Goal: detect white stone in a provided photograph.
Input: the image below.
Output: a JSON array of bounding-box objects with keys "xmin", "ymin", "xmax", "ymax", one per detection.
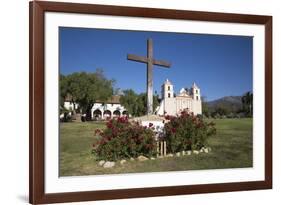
[
  {"xmin": 204, "ymin": 148, "xmax": 209, "ymax": 153},
  {"xmin": 103, "ymin": 161, "xmax": 115, "ymax": 168},
  {"xmin": 150, "ymin": 157, "xmax": 156, "ymax": 160},
  {"xmin": 193, "ymin": 150, "xmax": 200, "ymax": 155},
  {"xmin": 138, "ymin": 155, "xmax": 148, "ymax": 161},
  {"xmin": 200, "ymin": 148, "xmax": 204, "ymax": 153},
  {"xmin": 120, "ymin": 159, "xmax": 127, "ymax": 165},
  {"xmin": 176, "ymin": 152, "xmax": 181, "ymax": 157},
  {"xmin": 98, "ymin": 160, "xmax": 105, "ymax": 166},
  {"xmin": 182, "ymin": 151, "xmax": 186, "ymax": 155},
  {"xmin": 187, "ymin": 150, "xmax": 192, "ymax": 155},
  {"xmin": 130, "ymin": 157, "xmax": 135, "ymax": 161},
  {"xmin": 166, "ymin": 153, "xmax": 173, "ymax": 157}
]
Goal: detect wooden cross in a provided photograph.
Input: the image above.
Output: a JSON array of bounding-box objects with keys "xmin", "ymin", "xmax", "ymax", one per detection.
[{"xmin": 127, "ymin": 38, "xmax": 171, "ymax": 115}]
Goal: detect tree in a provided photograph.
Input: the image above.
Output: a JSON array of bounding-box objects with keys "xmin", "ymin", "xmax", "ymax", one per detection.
[
  {"xmin": 60, "ymin": 70, "xmax": 115, "ymax": 120},
  {"xmin": 120, "ymin": 90, "xmax": 160, "ymax": 117},
  {"xmin": 214, "ymin": 106, "xmax": 228, "ymax": 116},
  {"xmin": 120, "ymin": 89, "xmax": 139, "ymax": 116},
  {"xmin": 137, "ymin": 93, "xmax": 159, "ymax": 116},
  {"xmin": 201, "ymin": 96, "xmax": 210, "ymax": 117},
  {"xmin": 59, "ymin": 74, "xmax": 68, "ymax": 109},
  {"xmin": 242, "ymin": 91, "xmax": 253, "ymax": 117}
]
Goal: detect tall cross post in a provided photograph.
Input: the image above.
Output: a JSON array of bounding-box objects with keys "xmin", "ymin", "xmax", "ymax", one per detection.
[{"xmin": 127, "ymin": 38, "xmax": 171, "ymax": 115}]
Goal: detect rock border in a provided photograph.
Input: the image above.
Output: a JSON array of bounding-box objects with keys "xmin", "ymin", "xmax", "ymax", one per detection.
[{"xmin": 97, "ymin": 147, "xmax": 212, "ymax": 168}]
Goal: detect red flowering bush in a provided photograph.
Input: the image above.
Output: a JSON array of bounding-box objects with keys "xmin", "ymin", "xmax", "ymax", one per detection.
[
  {"xmin": 92, "ymin": 116, "xmax": 156, "ymax": 161},
  {"xmin": 164, "ymin": 111, "xmax": 216, "ymax": 153}
]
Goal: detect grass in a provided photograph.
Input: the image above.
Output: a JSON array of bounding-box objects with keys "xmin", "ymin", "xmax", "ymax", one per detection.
[{"xmin": 59, "ymin": 118, "xmax": 253, "ymax": 176}]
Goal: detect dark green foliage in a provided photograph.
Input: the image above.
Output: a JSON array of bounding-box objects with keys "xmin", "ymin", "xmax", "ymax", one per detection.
[
  {"xmin": 137, "ymin": 93, "xmax": 160, "ymax": 115},
  {"xmin": 92, "ymin": 116, "xmax": 156, "ymax": 161},
  {"xmin": 164, "ymin": 111, "xmax": 216, "ymax": 152},
  {"xmin": 60, "ymin": 74, "xmax": 69, "ymax": 108},
  {"xmin": 119, "ymin": 89, "xmax": 139, "ymax": 116},
  {"xmin": 120, "ymin": 89, "xmax": 159, "ymax": 117},
  {"xmin": 241, "ymin": 91, "xmax": 253, "ymax": 117},
  {"xmin": 201, "ymin": 96, "xmax": 210, "ymax": 117}
]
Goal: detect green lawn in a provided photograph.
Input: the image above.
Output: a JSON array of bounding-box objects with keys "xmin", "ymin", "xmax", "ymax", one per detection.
[{"xmin": 59, "ymin": 118, "xmax": 253, "ymax": 176}]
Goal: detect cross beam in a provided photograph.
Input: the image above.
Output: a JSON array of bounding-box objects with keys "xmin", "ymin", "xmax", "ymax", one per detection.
[
  {"xmin": 127, "ymin": 54, "xmax": 171, "ymax": 67},
  {"xmin": 127, "ymin": 38, "xmax": 171, "ymax": 115}
]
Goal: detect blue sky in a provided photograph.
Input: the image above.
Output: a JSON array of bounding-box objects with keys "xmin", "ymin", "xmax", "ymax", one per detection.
[{"xmin": 59, "ymin": 27, "xmax": 253, "ymax": 101}]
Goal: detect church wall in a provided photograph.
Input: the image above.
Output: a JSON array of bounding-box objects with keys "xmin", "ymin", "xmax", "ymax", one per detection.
[
  {"xmin": 90, "ymin": 103, "xmax": 127, "ymax": 119},
  {"xmin": 191, "ymin": 99, "xmax": 202, "ymax": 115},
  {"xmin": 156, "ymin": 100, "xmax": 164, "ymax": 115},
  {"xmin": 162, "ymin": 98, "xmax": 202, "ymax": 116},
  {"xmin": 164, "ymin": 98, "xmax": 177, "ymax": 115},
  {"xmin": 176, "ymin": 99, "xmax": 181, "ymax": 112},
  {"xmin": 175, "ymin": 97, "xmax": 193, "ymax": 114}
]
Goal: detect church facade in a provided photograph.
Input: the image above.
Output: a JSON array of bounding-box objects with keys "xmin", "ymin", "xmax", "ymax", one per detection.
[{"xmin": 156, "ymin": 79, "xmax": 202, "ymax": 116}]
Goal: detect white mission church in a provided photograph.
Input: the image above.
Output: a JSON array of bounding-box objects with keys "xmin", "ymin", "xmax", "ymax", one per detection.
[
  {"xmin": 156, "ymin": 79, "xmax": 202, "ymax": 116},
  {"xmin": 63, "ymin": 79, "xmax": 202, "ymax": 120}
]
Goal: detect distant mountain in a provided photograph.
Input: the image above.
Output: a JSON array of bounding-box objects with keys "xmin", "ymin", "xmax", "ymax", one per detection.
[
  {"xmin": 207, "ymin": 96, "xmax": 242, "ymax": 106},
  {"xmin": 206, "ymin": 96, "xmax": 243, "ymax": 113}
]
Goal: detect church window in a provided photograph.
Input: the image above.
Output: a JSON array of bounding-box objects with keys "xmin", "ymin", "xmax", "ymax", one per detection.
[
  {"xmin": 196, "ymin": 96, "xmax": 199, "ymax": 100},
  {"xmin": 196, "ymin": 90, "xmax": 198, "ymax": 94},
  {"xmin": 168, "ymin": 93, "xmax": 171, "ymax": 98},
  {"xmin": 168, "ymin": 86, "xmax": 170, "ymax": 91}
]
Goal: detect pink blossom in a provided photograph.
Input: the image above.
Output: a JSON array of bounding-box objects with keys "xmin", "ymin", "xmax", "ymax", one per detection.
[{"xmin": 165, "ymin": 115, "xmax": 170, "ymax": 120}]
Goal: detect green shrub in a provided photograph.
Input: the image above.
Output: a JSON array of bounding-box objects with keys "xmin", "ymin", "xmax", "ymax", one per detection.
[
  {"xmin": 92, "ymin": 116, "xmax": 156, "ymax": 161},
  {"xmin": 164, "ymin": 111, "xmax": 216, "ymax": 153}
]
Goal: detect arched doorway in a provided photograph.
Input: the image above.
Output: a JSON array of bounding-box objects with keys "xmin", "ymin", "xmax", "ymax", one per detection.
[
  {"xmin": 93, "ymin": 109, "xmax": 102, "ymax": 120},
  {"xmin": 103, "ymin": 110, "xmax": 112, "ymax": 120},
  {"xmin": 122, "ymin": 110, "xmax": 128, "ymax": 117},
  {"xmin": 113, "ymin": 110, "xmax": 121, "ymax": 118}
]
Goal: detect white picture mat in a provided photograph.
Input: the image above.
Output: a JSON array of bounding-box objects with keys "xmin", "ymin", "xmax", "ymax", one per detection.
[{"xmin": 44, "ymin": 12, "xmax": 265, "ymax": 194}]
